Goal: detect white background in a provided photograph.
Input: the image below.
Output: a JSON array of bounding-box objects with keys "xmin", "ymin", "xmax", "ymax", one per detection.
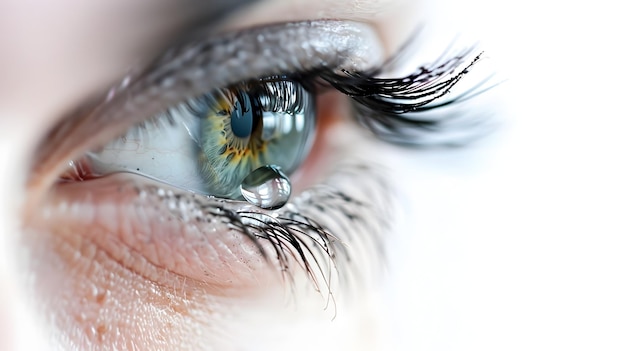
[{"xmin": 387, "ymin": 0, "xmax": 626, "ymax": 349}]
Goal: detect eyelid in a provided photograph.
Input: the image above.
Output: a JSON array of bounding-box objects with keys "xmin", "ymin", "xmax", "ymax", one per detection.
[{"xmin": 30, "ymin": 20, "xmax": 384, "ymax": 194}]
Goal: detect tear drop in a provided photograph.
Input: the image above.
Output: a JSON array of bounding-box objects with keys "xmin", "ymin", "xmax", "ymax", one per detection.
[{"xmin": 240, "ymin": 165, "xmax": 291, "ymax": 210}]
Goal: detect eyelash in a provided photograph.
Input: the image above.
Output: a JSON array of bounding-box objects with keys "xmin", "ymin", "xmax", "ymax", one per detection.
[{"xmin": 317, "ymin": 48, "xmax": 486, "ymax": 146}]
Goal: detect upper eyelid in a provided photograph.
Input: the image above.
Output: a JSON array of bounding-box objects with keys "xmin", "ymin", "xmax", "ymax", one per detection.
[
  {"xmin": 31, "ymin": 20, "xmax": 383, "ymax": 191},
  {"xmin": 128, "ymin": 20, "xmax": 382, "ymax": 120}
]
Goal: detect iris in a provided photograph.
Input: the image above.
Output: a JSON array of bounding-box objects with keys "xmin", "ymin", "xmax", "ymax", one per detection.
[{"xmin": 198, "ymin": 79, "xmax": 316, "ymax": 198}]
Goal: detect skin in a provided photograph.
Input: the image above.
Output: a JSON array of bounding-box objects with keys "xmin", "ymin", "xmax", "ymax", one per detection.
[{"xmin": 0, "ymin": 0, "xmax": 421, "ymax": 350}]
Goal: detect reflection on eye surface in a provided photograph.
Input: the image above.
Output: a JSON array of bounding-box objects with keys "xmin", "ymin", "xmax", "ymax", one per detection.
[
  {"xmin": 71, "ymin": 78, "xmax": 316, "ymax": 201},
  {"xmin": 23, "ymin": 14, "xmax": 488, "ymax": 350}
]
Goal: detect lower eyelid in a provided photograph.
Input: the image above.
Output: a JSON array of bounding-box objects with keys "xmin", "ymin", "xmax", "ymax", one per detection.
[{"xmin": 34, "ymin": 174, "xmax": 285, "ymax": 293}]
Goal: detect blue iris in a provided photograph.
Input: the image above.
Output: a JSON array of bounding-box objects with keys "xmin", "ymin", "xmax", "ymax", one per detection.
[{"xmin": 195, "ymin": 79, "xmax": 316, "ymax": 198}]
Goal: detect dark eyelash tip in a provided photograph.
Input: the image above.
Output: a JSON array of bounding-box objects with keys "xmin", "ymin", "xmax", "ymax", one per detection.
[{"xmin": 312, "ymin": 48, "xmax": 497, "ymax": 147}]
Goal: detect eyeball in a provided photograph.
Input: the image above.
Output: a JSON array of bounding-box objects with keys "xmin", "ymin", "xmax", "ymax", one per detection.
[{"xmin": 82, "ymin": 78, "xmax": 316, "ymax": 199}]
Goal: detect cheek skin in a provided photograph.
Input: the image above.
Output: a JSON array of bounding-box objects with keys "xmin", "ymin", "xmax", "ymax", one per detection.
[{"xmin": 24, "ymin": 226, "xmax": 218, "ymax": 350}]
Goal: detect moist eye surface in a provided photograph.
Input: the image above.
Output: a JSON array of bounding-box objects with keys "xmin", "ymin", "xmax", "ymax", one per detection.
[{"xmin": 79, "ymin": 78, "xmax": 316, "ymax": 199}]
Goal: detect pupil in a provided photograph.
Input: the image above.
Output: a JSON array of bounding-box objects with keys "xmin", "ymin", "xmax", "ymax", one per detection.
[{"xmin": 230, "ymin": 91, "xmax": 260, "ymax": 138}]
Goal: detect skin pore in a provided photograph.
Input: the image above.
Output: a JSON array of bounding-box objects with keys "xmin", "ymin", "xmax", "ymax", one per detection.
[{"xmin": 1, "ymin": 0, "xmax": 421, "ymax": 350}]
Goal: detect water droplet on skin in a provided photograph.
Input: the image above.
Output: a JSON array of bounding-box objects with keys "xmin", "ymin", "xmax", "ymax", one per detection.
[{"xmin": 240, "ymin": 165, "xmax": 291, "ymax": 210}]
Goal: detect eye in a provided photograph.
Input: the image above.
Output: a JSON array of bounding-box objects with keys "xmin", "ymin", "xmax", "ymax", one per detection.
[{"xmin": 71, "ymin": 78, "xmax": 315, "ymax": 208}]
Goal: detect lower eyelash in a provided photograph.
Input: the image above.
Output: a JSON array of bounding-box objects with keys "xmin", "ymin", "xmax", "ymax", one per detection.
[{"xmin": 147, "ymin": 160, "xmax": 393, "ymax": 293}]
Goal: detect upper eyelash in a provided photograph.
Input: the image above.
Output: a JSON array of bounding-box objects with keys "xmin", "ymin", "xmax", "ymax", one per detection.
[
  {"xmin": 134, "ymin": 47, "xmax": 488, "ymax": 151},
  {"xmin": 326, "ymin": 51, "xmax": 481, "ymax": 112},
  {"xmin": 316, "ymin": 49, "xmax": 492, "ymax": 147},
  {"xmin": 232, "ymin": 47, "xmax": 489, "ymax": 148}
]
